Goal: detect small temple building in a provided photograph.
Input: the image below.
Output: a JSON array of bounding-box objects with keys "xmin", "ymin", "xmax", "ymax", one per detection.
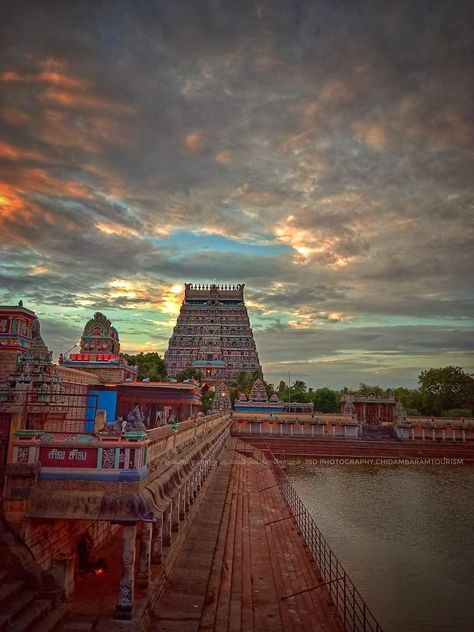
[
  {"xmin": 234, "ymin": 378, "xmax": 284, "ymax": 413},
  {"xmin": 340, "ymin": 392, "xmax": 396, "ymax": 424},
  {"xmin": 61, "ymin": 312, "xmax": 138, "ymax": 383},
  {"xmin": 165, "ymin": 283, "xmax": 261, "ymax": 385},
  {"xmin": 0, "ymin": 302, "xmax": 39, "ymax": 381}
]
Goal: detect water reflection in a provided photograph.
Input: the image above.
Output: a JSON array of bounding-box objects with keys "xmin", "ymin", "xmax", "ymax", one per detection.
[{"xmin": 286, "ymin": 461, "xmax": 474, "ymax": 632}]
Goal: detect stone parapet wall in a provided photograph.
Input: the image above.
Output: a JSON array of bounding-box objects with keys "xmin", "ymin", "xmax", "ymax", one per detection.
[
  {"xmin": 232, "ymin": 416, "xmax": 359, "ymax": 439},
  {"xmin": 55, "ymin": 366, "xmax": 102, "ymax": 385}
]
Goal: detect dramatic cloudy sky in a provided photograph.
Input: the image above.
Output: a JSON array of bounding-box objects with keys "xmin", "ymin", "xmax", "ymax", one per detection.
[{"xmin": 1, "ymin": 0, "xmax": 473, "ymax": 388}]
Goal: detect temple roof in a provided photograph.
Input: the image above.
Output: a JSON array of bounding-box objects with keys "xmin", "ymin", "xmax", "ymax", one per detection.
[{"xmin": 79, "ymin": 311, "xmax": 120, "ymax": 355}]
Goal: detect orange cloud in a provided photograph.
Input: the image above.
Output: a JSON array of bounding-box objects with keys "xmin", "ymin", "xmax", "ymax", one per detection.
[
  {"xmin": 6, "ymin": 168, "xmax": 92, "ymax": 200},
  {"xmin": 2, "ymin": 60, "xmax": 132, "ymax": 118},
  {"xmin": 184, "ymin": 131, "xmax": 204, "ymax": 151},
  {"xmin": 0, "ymin": 63, "xmax": 86, "ymax": 89},
  {"xmin": 0, "ymin": 183, "xmax": 23, "ymax": 216},
  {"xmin": 42, "ymin": 87, "xmax": 132, "ymax": 114},
  {"xmin": 0, "ymin": 71, "xmax": 24, "ymax": 82},
  {"xmin": 39, "ymin": 110, "xmax": 104, "ymax": 153},
  {"xmin": 215, "ymin": 150, "xmax": 233, "ymax": 164},
  {"xmin": 0, "ymin": 142, "xmax": 50, "ymax": 164},
  {"xmin": 274, "ymin": 215, "xmax": 357, "ymax": 268},
  {"xmin": 1, "ymin": 108, "xmax": 34, "ymax": 126},
  {"xmin": 353, "ymin": 122, "xmax": 388, "ymax": 150},
  {"xmin": 96, "ymin": 223, "xmax": 138, "ymax": 237}
]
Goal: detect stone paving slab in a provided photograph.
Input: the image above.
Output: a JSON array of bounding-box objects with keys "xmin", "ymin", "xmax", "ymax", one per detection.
[{"xmin": 153, "ymin": 444, "xmax": 345, "ymax": 632}]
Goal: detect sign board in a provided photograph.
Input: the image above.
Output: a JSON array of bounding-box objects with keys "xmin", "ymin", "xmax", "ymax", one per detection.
[{"xmin": 39, "ymin": 446, "xmax": 97, "ymax": 468}]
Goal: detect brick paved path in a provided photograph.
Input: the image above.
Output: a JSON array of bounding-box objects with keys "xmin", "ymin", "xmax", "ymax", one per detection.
[{"xmin": 153, "ymin": 442, "xmax": 344, "ymax": 632}]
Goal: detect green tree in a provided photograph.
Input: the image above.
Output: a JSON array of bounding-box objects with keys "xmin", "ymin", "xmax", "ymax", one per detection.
[
  {"xmin": 264, "ymin": 381, "xmax": 276, "ymax": 398},
  {"xmin": 201, "ymin": 389, "xmax": 215, "ymax": 413},
  {"xmin": 176, "ymin": 368, "xmax": 202, "ymax": 382},
  {"xmin": 229, "ymin": 370, "xmax": 264, "ymax": 405},
  {"xmin": 418, "ymin": 366, "xmax": 474, "ymax": 415},
  {"xmin": 310, "ymin": 387, "xmax": 340, "ymax": 413},
  {"xmin": 291, "ymin": 380, "xmax": 307, "ymax": 402},
  {"xmin": 393, "ymin": 387, "xmax": 424, "ymax": 415},
  {"xmin": 357, "ymin": 383, "xmax": 388, "ymax": 397},
  {"xmin": 122, "ymin": 352, "xmax": 167, "ymax": 381}
]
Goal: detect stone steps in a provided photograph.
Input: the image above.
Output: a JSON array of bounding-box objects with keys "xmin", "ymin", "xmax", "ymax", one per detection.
[
  {"xmin": 9, "ymin": 599, "xmax": 52, "ymax": 632},
  {"xmin": 31, "ymin": 605, "xmax": 70, "ymax": 632},
  {"xmin": 0, "ymin": 589, "xmax": 37, "ymax": 628},
  {"xmin": 0, "ymin": 578, "xmax": 26, "ymax": 606},
  {"xmin": 0, "ymin": 556, "xmax": 68, "ymax": 632}
]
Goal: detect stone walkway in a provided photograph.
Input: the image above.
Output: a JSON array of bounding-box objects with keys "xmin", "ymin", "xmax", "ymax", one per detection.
[{"xmin": 153, "ymin": 443, "xmax": 343, "ymax": 632}]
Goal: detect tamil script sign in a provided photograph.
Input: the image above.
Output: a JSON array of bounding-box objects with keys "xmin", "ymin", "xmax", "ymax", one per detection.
[{"xmin": 39, "ymin": 447, "xmax": 97, "ymax": 468}]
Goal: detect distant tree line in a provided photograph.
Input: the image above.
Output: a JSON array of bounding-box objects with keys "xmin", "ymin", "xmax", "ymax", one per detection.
[{"xmin": 120, "ymin": 355, "xmax": 474, "ymax": 417}]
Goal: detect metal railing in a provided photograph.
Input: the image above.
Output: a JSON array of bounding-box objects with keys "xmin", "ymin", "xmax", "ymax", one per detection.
[{"xmin": 258, "ymin": 444, "xmax": 383, "ymax": 632}]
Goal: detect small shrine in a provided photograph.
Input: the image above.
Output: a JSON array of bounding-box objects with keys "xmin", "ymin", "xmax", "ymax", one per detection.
[
  {"xmin": 62, "ymin": 312, "xmax": 138, "ymax": 383},
  {"xmin": 234, "ymin": 378, "xmax": 284, "ymax": 413},
  {"xmin": 340, "ymin": 392, "xmax": 396, "ymax": 425},
  {"xmin": 211, "ymin": 383, "xmax": 232, "ymax": 412}
]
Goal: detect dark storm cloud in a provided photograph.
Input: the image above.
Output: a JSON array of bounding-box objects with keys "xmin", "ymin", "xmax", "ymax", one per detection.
[{"xmin": 0, "ymin": 0, "xmax": 473, "ymax": 383}]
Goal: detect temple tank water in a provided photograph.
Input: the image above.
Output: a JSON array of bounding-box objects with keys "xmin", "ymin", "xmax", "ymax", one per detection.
[{"xmin": 286, "ymin": 461, "xmax": 474, "ymax": 632}]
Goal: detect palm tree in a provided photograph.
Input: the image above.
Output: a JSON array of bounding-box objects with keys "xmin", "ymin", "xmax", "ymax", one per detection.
[{"xmin": 229, "ymin": 371, "xmax": 254, "ymax": 405}]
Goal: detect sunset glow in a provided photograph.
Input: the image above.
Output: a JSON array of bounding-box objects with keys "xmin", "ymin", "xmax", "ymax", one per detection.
[{"xmin": 0, "ymin": 1, "xmax": 472, "ymax": 388}]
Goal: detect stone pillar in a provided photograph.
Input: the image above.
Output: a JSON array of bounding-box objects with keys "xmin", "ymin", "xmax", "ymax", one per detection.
[
  {"xmin": 151, "ymin": 516, "xmax": 163, "ymax": 564},
  {"xmin": 162, "ymin": 503, "xmax": 172, "ymax": 547},
  {"xmin": 136, "ymin": 522, "xmax": 152, "ymax": 588},
  {"xmin": 115, "ymin": 523, "xmax": 137, "ymax": 620},
  {"xmin": 172, "ymin": 493, "xmax": 180, "ymax": 531},
  {"xmin": 185, "ymin": 482, "xmax": 191, "ymax": 512},
  {"xmin": 180, "ymin": 486, "xmax": 187, "ymax": 519}
]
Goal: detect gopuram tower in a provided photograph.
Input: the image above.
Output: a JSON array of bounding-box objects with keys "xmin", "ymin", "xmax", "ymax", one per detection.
[{"xmin": 165, "ymin": 283, "xmax": 261, "ymax": 384}]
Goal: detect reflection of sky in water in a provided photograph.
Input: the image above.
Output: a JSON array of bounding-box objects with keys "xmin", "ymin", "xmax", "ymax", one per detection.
[{"xmin": 286, "ymin": 463, "xmax": 474, "ymax": 632}]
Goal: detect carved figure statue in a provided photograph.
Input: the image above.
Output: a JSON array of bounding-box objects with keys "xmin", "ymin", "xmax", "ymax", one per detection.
[{"xmin": 126, "ymin": 405, "xmax": 146, "ymax": 430}]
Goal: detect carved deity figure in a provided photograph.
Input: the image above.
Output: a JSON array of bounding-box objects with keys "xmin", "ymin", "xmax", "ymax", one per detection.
[{"xmin": 126, "ymin": 405, "xmax": 146, "ymax": 430}]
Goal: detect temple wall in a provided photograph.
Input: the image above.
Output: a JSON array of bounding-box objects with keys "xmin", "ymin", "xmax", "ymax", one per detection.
[
  {"xmin": 25, "ymin": 517, "xmax": 118, "ymax": 597},
  {"xmin": 395, "ymin": 423, "xmax": 474, "ymax": 441},
  {"xmin": 232, "ymin": 418, "xmax": 359, "ymax": 439},
  {"xmin": 0, "ymin": 350, "xmax": 20, "ymax": 381},
  {"xmin": 55, "ymin": 366, "xmax": 101, "ymax": 385}
]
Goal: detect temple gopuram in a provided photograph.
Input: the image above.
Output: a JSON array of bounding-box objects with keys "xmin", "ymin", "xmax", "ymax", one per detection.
[
  {"xmin": 62, "ymin": 312, "xmax": 138, "ymax": 383},
  {"xmin": 165, "ymin": 283, "xmax": 261, "ymax": 385}
]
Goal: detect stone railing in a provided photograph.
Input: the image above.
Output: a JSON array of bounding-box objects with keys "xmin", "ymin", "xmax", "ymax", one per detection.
[
  {"xmin": 232, "ymin": 414, "xmax": 360, "ymax": 439},
  {"xmin": 10, "ymin": 412, "xmax": 231, "ymax": 481},
  {"xmin": 403, "ymin": 417, "xmax": 474, "ymax": 428},
  {"xmin": 395, "ymin": 416, "xmax": 474, "ymax": 441}
]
